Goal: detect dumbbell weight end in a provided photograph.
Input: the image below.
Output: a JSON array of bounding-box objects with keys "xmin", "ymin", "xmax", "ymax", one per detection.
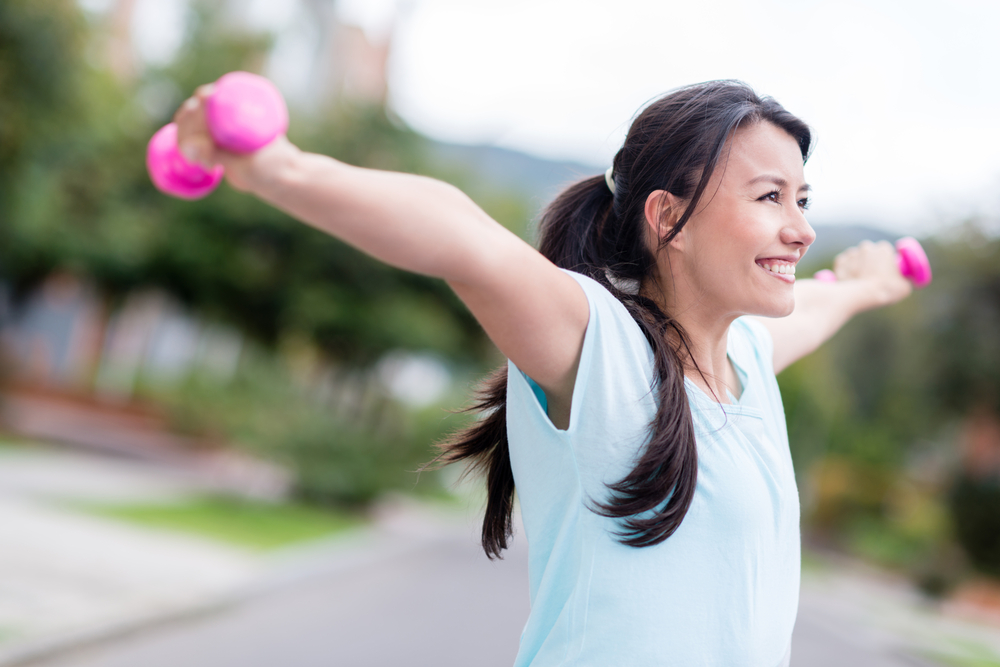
[
  {"xmin": 146, "ymin": 72, "xmax": 287, "ymax": 199},
  {"xmin": 146, "ymin": 123, "xmax": 224, "ymax": 200},
  {"xmin": 812, "ymin": 237, "xmax": 932, "ymax": 288}
]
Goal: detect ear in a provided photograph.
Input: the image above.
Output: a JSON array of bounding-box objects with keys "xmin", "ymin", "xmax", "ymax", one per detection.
[{"xmin": 643, "ymin": 190, "xmax": 685, "ymax": 247}]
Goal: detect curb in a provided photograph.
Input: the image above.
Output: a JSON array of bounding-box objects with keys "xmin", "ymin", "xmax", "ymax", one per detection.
[{"xmin": 0, "ymin": 525, "xmax": 454, "ymax": 667}]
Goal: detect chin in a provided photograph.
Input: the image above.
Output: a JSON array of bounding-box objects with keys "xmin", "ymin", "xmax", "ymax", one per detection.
[{"xmin": 753, "ymin": 296, "xmax": 795, "ymax": 319}]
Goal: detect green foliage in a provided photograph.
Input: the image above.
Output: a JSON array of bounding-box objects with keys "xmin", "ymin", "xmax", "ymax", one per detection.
[
  {"xmin": 278, "ymin": 408, "xmax": 455, "ymax": 506},
  {"xmin": 0, "ymin": 0, "xmax": 521, "ymax": 513},
  {"xmin": 0, "ymin": 0, "xmax": 522, "ymax": 368},
  {"xmin": 782, "ymin": 232, "xmax": 992, "ymax": 475},
  {"xmin": 147, "ymin": 347, "xmax": 472, "ymax": 508},
  {"xmin": 948, "ymin": 471, "xmax": 1000, "ymax": 575},
  {"xmin": 782, "ymin": 226, "xmax": 1000, "ymax": 580},
  {"xmin": 0, "ymin": 0, "xmax": 122, "ymax": 290},
  {"xmin": 925, "ymin": 228, "xmax": 1000, "ymax": 416},
  {"xmin": 0, "ymin": 0, "xmax": 87, "ymax": 171}
]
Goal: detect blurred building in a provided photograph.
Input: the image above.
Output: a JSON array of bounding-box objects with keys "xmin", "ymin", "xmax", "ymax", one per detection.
[
  {"xmin": 327, "ymin": 21, "xmax": 390, "ymax": 107},
  {"xmin": 0, "ymin": 274, "xmax": 289, "ymax": 495},
  {"xmin": 93, "ymin": 0, "xmax": 392, "ymax": 109},
  {"xmin": 103, "ymin": 0, "xmax": 140, "ymax": 83},
  {"xmin": 0, "ymin": 273, "xmax": 242, "ymax": 398}
]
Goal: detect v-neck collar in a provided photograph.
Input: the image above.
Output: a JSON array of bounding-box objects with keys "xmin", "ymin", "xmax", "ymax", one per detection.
[{"xmin": 684, "ymin": 330, "xmax": 757, "ymax": 414}]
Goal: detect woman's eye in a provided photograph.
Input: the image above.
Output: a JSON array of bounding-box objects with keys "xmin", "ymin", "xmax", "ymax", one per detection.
[
  {"xmin": 759, "ymin": 190, "xmax": 780, "ymax": 203},
  {"xmin": 798, "ymin": 197, "xmax": 811, "ymax": 210}
]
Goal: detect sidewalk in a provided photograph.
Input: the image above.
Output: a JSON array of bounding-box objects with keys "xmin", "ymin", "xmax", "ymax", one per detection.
[
  {"xmin": 0, "ymin": 443, "xmax": 468, "ymax": 667},
  {"xmin": 2, "ymin": 442, "xmax": 1000, "ymax": 667},
  {"xmin": 796, "ymin": 554, "xmax": 1000, "ymax": 666}
]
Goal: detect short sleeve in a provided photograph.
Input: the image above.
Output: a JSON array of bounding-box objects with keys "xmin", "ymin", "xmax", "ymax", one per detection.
[{"xmin": 507, "ymin": 269, "xmax": 653, "ymax": 435}]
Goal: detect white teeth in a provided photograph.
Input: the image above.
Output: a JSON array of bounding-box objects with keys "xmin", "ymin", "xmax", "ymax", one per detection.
[{"xmin": 759, "ymin": 262, "xmax": 796, "ymax": 276}]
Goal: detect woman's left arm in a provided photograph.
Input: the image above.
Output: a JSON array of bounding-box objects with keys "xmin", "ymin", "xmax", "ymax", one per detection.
[{"xmin": 751, "ymin": 240, "xmax": 914, "ymax": 374}]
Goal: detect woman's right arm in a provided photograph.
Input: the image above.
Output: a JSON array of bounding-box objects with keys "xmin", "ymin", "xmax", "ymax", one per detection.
[{"xmin": 174, "ymin": 91, "xmax": 588, "ymax": 427}]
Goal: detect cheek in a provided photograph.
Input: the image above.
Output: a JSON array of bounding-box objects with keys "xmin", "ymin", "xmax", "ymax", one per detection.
[
  {"xmin": 687, "ymin": 239, "xmax": 747, "ymax": 292},
  {"xmin": 685, "ymin": 205, "xmax": 767, "ymax": 285}
]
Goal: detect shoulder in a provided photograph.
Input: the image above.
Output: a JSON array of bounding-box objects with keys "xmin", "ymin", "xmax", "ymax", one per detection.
[
  {"xmin": 559, "ymin": 270, "xmax": 619, "ymax": 308},
  {"xmin": 558, "ymin": 270, "xmax": 649, "ymax": 349},
  {"xmin": 506, "ymin": 270, "xmax": 654, "ymax": 430}
]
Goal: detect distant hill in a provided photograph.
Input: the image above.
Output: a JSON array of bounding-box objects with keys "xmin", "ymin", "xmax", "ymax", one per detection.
[
  {"xmin": 805, "ymin": 224, "xmax": 897, "ymax": 267},
  {"xmin": 427, "ymin": 141, "xmax": 898, "ymax": 263},
  {"xmin": 427, "ymin": 140, "xmax": 602, "ymax": 209}
]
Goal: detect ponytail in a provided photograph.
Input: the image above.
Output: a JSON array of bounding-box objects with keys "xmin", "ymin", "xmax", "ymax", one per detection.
[
  {"xmin": 426, "ymin": 366, "xmax": 513, "ymax": 559},
  {"xmin": 428, "ymin": 80, "xmax": 813, "ymax": 557}
]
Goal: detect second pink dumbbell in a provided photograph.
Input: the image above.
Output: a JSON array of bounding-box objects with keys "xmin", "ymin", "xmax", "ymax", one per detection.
[
  {"xmin": 146, "ymin": 71, "xmax": 289, "ymax": 200},
  {"xmin": 813, "ymin": 236, "xmax": 932, "ymax": 288}
]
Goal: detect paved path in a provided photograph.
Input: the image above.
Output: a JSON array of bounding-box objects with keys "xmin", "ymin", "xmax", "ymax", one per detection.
[
  {"xmin": 0, "ymin": 445, "xmax": 263, "ymax": 664},
  {"xmin": 3, "ymin": 443, "xmax": 1000, "ymax": 667},
  {"xmin": 18, "ymin": 532, "xmax": 529, "ymax": 667},
  {"xmin": 12, "ymin": 526, "xmax": 994, "ymax": 667}
]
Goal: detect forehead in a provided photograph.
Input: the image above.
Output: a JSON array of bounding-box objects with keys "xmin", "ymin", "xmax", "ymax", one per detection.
[{"xmin": 720, "ymin": 122, "xmax": 805, "ymax": 186}]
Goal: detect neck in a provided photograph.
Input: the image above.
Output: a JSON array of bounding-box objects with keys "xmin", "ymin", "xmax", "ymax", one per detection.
[{"xmin": 641, "ymin": 273, "xmax": 741, "ymax": 404}]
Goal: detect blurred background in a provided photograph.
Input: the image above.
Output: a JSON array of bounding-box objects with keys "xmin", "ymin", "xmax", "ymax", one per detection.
[{"xmin": 2, "ymin": 0, "xmax": 1000, "ymax": 665}]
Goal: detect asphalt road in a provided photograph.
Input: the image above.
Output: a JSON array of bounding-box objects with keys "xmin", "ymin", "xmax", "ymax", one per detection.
[
  {"xmin": 20, "ymin": 533, "xmax": 530, "ymax": 667},
  {"xmin": 18, "ymin": 527, "xmax": 951, "ymax": 667}
]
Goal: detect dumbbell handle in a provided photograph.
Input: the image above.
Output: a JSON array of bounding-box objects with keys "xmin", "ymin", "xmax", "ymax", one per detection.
[
  {"xmin": 146, "ymin": 72, "xmax": 288, "ymax": 200},
  {"xmin": 813, "ymin": 237, "xmax": 932, "ymax": 288}
]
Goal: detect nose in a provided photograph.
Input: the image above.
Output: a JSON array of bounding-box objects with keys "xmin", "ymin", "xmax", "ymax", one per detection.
[{"xmin": 780, "ymin": 208, "xmax": 815, "ymax": 250}]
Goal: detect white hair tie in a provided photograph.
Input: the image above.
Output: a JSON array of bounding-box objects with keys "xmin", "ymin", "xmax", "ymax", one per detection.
[
  {"xmin": 604, "ymin": 268, "xmax": 640, "ymax": 295},
  {"xmin": 604, "ymin": 166, "xmax": 616, "ymax": 195}
]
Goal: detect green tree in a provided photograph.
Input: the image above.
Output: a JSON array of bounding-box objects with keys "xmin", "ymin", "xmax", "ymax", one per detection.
[{"xmin": 0, "ymin": 0, "xmax": 533, "ymax": 506}]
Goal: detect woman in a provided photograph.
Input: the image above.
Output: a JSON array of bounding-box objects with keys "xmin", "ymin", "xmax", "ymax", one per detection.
[{"xmin": 174, "ymin": 80, "xmax": 912, "ymax": 666}]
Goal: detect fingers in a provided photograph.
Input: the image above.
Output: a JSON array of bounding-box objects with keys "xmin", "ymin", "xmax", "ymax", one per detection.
[
  {"xmin": 832, "ymin": 239, "xmax": 896, "ymax": 280},
  {"xmin": 173, "ymin": 86, "xmax": 217, "ymax": 168},
  {"xmin": 832, "ymin": 244, "xmax": 861, "ymax": 278},
  {"xmin": 828, "ymin": 238, "xmax": 914, "ymax": 305}
]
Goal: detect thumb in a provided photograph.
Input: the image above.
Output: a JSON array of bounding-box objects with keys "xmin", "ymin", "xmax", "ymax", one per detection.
[{"xmin": 180, "ymin": 136, "xmax": 218, "ymax": 169}]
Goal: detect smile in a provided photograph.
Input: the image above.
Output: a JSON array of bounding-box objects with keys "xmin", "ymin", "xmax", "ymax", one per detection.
[{"xmin": 755, "ymin": 260, "xmax": 796, "ymax": 283}]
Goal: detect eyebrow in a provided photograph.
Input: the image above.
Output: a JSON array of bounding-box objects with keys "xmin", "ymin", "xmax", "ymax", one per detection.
[{"xmin": 746, "ymin": 174, "xmax": 812, "ymax": 192}]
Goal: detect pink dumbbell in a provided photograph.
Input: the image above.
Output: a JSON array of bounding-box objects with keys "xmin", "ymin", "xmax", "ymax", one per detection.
[
  {"xmin": 813, "ymin": 236, "xmax": 932, "ymax": 288},
  {"xmin": 146, "ymin": 71, "xmax": 288, "ymax": 200}
]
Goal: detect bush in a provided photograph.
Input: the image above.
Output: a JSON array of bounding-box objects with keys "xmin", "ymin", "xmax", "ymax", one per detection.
[
  {"xmin": 948, "ymin": 471, "xmax": 1000, "ymax": 575},
  {"xmin": 281, "ymin": 408, "xmax": 461, "ymax": 506},
  {"xmin": 148, "ymin": 346, "xmax": 472, "ymax": 508}
]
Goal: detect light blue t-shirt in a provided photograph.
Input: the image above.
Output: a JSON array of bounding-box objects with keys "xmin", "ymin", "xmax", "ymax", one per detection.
[{"xmin": 506, "ymin": 271, "xmax": 800, "ymax": 667}]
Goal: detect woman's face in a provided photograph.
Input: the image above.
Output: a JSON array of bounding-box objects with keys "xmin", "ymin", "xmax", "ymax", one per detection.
[{"xmin": 657, "ymin": 121, "xmax": 815, "ymax": 320}]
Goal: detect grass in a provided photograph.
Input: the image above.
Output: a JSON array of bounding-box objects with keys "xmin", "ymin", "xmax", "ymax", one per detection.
[
  {"xmin": 800, "ymin": 549, "xmax": 830, "ymax": 573},
  {"xmin": 73, "ymin": 495, "xmax": 365, "ymax": 551},
  {"xmin": 921, "ymin": 640, "xmax": 1000, "ymax": 667},
  {"xmin": 0, "ymin": 436, "xmax": 43, "ymax": 451}
]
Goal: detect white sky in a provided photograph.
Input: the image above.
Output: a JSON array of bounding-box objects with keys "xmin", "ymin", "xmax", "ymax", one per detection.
[
  {"xmin": 368, "ymin": 0, "xmax": 1000, "ymax": 234},
  {"xmin": 113, "ymin": 0, "xmax": 1000, "ymax": 235}
]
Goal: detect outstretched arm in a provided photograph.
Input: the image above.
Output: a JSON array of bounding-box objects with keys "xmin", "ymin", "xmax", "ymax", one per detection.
[
  {"xmin": 752, "ymin": 240, "xmax": 914, "ymax": 374},
  {"xmin": 173, "ymin": 86, "xmax": 589, "ymax": 427}
]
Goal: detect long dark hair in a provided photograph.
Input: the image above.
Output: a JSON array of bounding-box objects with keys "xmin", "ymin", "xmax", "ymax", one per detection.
[{"xmin": 430, "ymin": 80, "xmax": 812, "ymax": 559}]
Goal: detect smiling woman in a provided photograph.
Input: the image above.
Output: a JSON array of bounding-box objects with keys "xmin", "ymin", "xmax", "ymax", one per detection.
[{"xmin": 169, "ymin": 78, "xmax": 913, "ymax": 667}]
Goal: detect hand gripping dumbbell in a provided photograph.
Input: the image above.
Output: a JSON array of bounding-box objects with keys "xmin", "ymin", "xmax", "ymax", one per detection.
[
  {"xmin": 146, "ymin": 71, "xmax": 288, "ymax": 199},
  {"xmin": 813, "ymin": 236, "xmax": 932, "ymax": 288}
]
